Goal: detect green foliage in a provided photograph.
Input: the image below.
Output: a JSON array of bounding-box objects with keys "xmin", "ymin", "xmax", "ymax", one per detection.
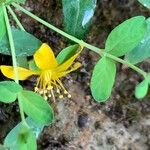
[
  {"xmin": 18, "ymin": 90, "xmax": 54, "ymax": 125},
  {"xmin": 16, "ymin": 126, "xmax": 36, "ymax": 150},
  {"xmin": 138, "ymin": 0, "xmax": 150, "ymax": 9},
  {"xmin": 5, "ymin": 0, "xmax": 26, "ymax": 4},
  {"xmin": 5, "ymin": 123, "xmax": 36, "ymax": 150},
  {"xmin": 0, "ymin": 144, "xmax": 8, "ymax": 150},
  {"xmin": 4, "ymin": 117, "xmax": 43, "ymax": 150},
  {"xmin": 135, "ymin": 79, "xmax": 148, "ymax": 99},
  {"xmin": 0, "ymin": 81, "xmax": 22, "ymax": 103},
  {"xmin": 0, "ymin": 6, "xmax": 6, "ymax": 42},
  {"xmin": 56, "ymin": 44, "xmax": 79, "ymax": 64},
  {"xmin": 126, "ymin": 18, "xmax": 150, "ymax": 64},
  {"xmin": 0, "ymin": 28, "xmax": 42, "ymax": 56},
  {"xmin": 90, "ymin": 57, "xmax": 116, "ymax": 102},
  {"xmin": 105, "ymin": 16, "xmax": 147, "ymax": 57},
  {"xmin": 62, "ymin": 0, "xmax": 96, "ymax": 39}
]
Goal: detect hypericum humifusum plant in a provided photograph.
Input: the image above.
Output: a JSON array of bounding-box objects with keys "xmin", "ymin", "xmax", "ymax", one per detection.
[{"xmin": 0, "ymin": 0, "xmax": 150, "ymax": 149}]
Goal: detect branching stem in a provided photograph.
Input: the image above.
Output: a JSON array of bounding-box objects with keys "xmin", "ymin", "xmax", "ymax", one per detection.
[
  {"xmin": 3, "ymin": 4, "xmax": 26, "ymax": 125},
  {"xmin": 12, "ymin": 3, "xmax": 147, "ymax": 78}
]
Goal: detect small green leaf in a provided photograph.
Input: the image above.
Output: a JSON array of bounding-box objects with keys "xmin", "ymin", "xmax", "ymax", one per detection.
[
  {"xmin": 126, "ymin": 18, "xmax": 150, "ymax": 64},
  {"xmin": 4, "ymin": 117, "xmax": 43, "ymax": 150},
  {"xmin": 56, "ymin": 44, "xmax": 79, "ymax": 64},
  {"xmin": 18, "ymin": 90, "xmax": 54, "ymax": 125},
  {"xmin": 90, "ymin": 57, "xmax": 116, "ymax": 102},
  {"xmin": 62, "ymin": 0, "xmax": 96, "ymax": 39},
  {"xmin": 105, "ymin": 16, "xmax": 147, "ymax": 57},
  {"xmin": 0, "ymin": 81, "xmax": 23, "ymax": 103},
  {"xmin": 16, "ymin": 125, "xmax": 36, "ymax": 150},
  {"xmin": 0, "ymin": 28, "xmax": 42, "ymax": 56},
  {"xmin": 135, "ymin": 79, "xmax": 148, "ymax": 99},
  {"xmin": 138, "ymin": 0, "xmax": 150, "ymax": 9},
  {"xmin": 0, "ymin": 6, "xmax": 6, "ymax": 42}
]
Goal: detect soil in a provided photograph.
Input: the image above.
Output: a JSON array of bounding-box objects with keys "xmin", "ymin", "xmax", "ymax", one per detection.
[{"xmin": 0, "ymin": 0, "xmax": 150, "ymax": 150}]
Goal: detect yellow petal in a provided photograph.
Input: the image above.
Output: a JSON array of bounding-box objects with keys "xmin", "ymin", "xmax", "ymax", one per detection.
[
  {"xmin": 52, "ymin": 62, "xmax": 81, "ymax": 79},
  {"xmin": 55, "ymin": 46, "xmax": 83, "ymax": 73},
  {"xmin": 34, "ymin": 43, "xmax": 58, "ymax": 70},
  {"xmin": 1, "ymin": 65, "xmax": 38, "ymax": 80}
]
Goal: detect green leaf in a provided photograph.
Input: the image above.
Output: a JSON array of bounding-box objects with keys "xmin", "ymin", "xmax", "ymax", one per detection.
[
  {"xmin": 126, "ymin": 18, "xmax": 150, "ymax": 64},
  {"xmin": 56, "ymin": 44, "xmax": 79, "ymax": 64},
  {"xmin": 0, "ymin": 144, "xmax": 9, "ymax": 150},
  {"xmin": 5, "ymin": 123, "xmax": 36, "ymax": 150},
  {"xmin": 105, "ymin": 16, "xmax": 147, "ymax": 57},
  {"xmin": 5, "ymin": 0, "xmax": 26, "ymax": 4},
  {"xmin": 62, "ymin": 0, "xmax": 96, "ymax": 39},
  {"xmin": 0, "ymin": 6, "xmax": 6, "ymax": 42},
  {"xmin": 90, "ymin": 57, "xmax": 116, "ymax": 102},
  {"xmin": 4, "ymin": 117, "xmax": 43, "ymax": 150},
  {"xmin": 16, "ymin": 125, "xmax": 36, "ymax": 150},
  {"xmin": 138, "ymin": 0, "xmax": 150, "ymax": 9},
  {"xmin": 0, "ymin": 28, "xmax": 42, "ymax": 56},
  {"xmin": 135, "ymin": 79, "xmax": 148, "ymax": 99},
  {"xmin": 0, "ymin": 81, "xmax": 23, "ymax": 103},
  {"xmin": 18, "ymin": 90, "xmax": 54, "ymax": 125}
]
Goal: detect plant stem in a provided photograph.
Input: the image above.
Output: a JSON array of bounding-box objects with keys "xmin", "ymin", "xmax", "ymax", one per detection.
[
  {"xmin": 7, "ymin": 5, "xmax": 25, "ymax": 31},
  {"xmin": 12, "ymin": 2, "xmax": 147, "ymax": 78},
  {"xmin": 7, "ymin": 5, "xmax": 29, "ymax": 68},
  {"xmin": 3, "ymin": 4, "xmax": 19, "ymax": 83},
  {"xmin": 3, "ymin": 4, "xmax": 26, "ymax": 124}
]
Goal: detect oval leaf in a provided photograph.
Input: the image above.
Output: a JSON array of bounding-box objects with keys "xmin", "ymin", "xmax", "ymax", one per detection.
[
  {"xmin": 56, "ymin": 44, "xmax": 79, "ymax": 64},
  {"xmin": 138, "ymin": 0, "xmax": 150, "ymax": 9},
  {"xmin": 16, "ymin": 126, "xmax": 36, "ymax": 150},
  {"xmin": 18, "ymin": 90, "xmax": 54, "ymax": 125},
  {"xmin": 0, "ymin": 81, "xmax": 22, "ymax": 103},
  {"xmin": 62, "ymin": 0, "xmax": 96, "ymax": 39},
  {"xmin": 135, "ymin": 79, "xmax": 148, "ymax": 99},
  {"xmin": 126, "ymin": 18, "xmax": 150, "ymax": 64},
  {"xmin": 4, "ymin": 117, "xmax": 43, "ymax": 149},
  {"xmin": 105, "ymin": 16, "xmax": 147, "ymax": 57},
  {"xmin": 0, "ymin": 28, "xmax": 42, "ymax": 56},
  {"xmin": 90, "ymin": 57, "xmax": 116, "ymax": 102}
]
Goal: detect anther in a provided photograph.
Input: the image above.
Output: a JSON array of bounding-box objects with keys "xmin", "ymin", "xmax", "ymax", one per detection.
[
  {"xmin": 64, "ymin": 90, "xmax": 68, "ymax": 94},
  {"xmin": 34, "ymin": 87, "xmax": 38, "ymax": 92},
  {"xmin": 59, "ymin": 95, "xmax": 64, "ymax": 99},
  {"xmin": 68, "ymin": 94, "xmax": 71, "ymax": 98},
  {"xmin": 44, "ymin": 96, "xmax": 48, "ymax": 100},
  {"xmin": 48, "ymin": 94, "xmax": 51, "ymax": 98},
  {"xmin": 57, "ymin": 89, "xmax": 60, "ymax": 93},
  {"xmin": 47, "ymin": 86, "xmax": 53, "ymax": 90}
]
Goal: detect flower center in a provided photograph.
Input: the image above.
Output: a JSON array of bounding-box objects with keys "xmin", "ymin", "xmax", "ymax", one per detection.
[{"xmin": 34, "ymin": 69, "xmax": 71, "ymax": 101}]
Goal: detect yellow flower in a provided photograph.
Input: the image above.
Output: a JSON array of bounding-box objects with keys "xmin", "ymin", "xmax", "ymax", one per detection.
[{"xmin": 1, "ymin": 43, "xmax": 83, "ymax": 100}]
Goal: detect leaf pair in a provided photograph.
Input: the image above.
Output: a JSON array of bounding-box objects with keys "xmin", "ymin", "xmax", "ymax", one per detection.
[
  {"xmin": 0, "ymin": 81, "xmax": 54, "ymax": 124},
  {"xmin": 91, "ymin": 16, "xmax": 147, "ymax": 102},
  {"xmin": 0, "ymin": 81, "xmax": 54, "ymax": 149},
  {"xmin": 4, "ymin": 117, "xmax": 43, "ymax": 150}
]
